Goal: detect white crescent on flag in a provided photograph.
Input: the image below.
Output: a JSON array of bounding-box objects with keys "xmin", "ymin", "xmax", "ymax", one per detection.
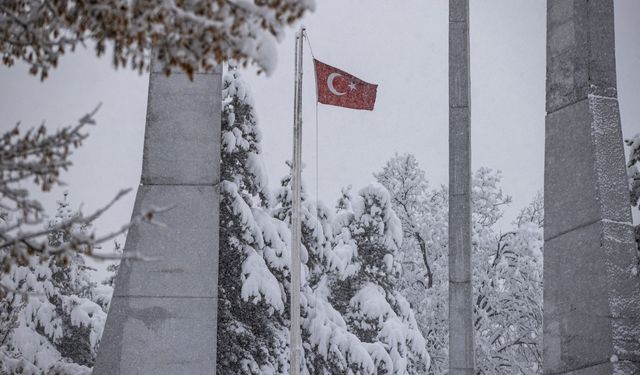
[{"xmin": 327, "ymin": 73, "xmax": 346, "ymax": 96}]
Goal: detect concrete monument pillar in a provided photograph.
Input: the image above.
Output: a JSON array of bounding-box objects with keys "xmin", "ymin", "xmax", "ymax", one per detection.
[
  {"xmin": 449, "ymin": 0, "xmax": 475, "ymax": 374},
  {"xmin": 94, "ymin": 61, "xmax": 222, "ymax": 374},
  {"xmin": 544, "ymin": 1, "xmax": 640, "ymax": 374}
]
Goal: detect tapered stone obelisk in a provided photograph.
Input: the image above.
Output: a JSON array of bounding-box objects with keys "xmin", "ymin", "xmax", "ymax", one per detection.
[
  {"xmin": 544, "ymin": 1, "xmax": 640, "ymax": 374},
  {"xmin": 449, "ymin": 0, "xmax": 475, "ymax": 374},
  {"xmin": 94, "ymin": 60, "xmax": 222, "ymax": 374}
]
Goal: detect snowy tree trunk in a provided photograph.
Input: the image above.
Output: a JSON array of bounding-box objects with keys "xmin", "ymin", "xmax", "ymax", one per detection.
[
  {"xmin": 448, "ymin": 0, "xmax": 475, "ymax": 374},
  {"xmin": 544, "ymin": 1, "xmax": 640, "ymax": 374},
  {"xmin": 94, "ymin": 55, "xmax": 222, "ymax": 374}
]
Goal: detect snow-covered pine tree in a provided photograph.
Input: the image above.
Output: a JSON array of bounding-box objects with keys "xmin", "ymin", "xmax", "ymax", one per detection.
[
  {"xmin": 89, "ymin": 241, "xmax": 123, "ymax": 314},
  {"xmin": 0, "ymin": 193, "xmax": 106, "ymax": 375},
  {"xmin": 45, "ymin": 195, "xmax": 99, "ymax": 369},
  {"xmin": 330, "ymin": 184, "xmax": 430, "ymax": 374},
  {"xmin": 273, "ymin": 167, "xmax": 383, "ymax": 375},
  {"xmin": 218, "ymin": 68, "xmax": 408, "ymax": 375},
  {"xmin": 273, "ymin": 163, "xmax": 334, "ymax": 288},
  {"xmin": 217, "ymin": 67, "xmax": 291, "ymax": 374},
  {"xmin": 100, "ymin": 242, "xmax": 121, "ymax": 290}
]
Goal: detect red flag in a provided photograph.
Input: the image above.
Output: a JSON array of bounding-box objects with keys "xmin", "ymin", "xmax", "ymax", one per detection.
[{"xmin": 314, "ymin": 59, "xmax": 378, "ymax": 111}]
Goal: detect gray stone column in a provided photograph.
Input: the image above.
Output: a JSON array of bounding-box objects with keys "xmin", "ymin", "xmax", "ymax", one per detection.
[
  {"xmin": 94, "ymin": 61, "xmax": 222, "ymax": 375},
  {"xmin": 449, "ymin": 0, "xmax": 475, "ymax": 374},
  {"xmin": 544, "ymin": 1, "xmax": 640, "ymax": 374}
]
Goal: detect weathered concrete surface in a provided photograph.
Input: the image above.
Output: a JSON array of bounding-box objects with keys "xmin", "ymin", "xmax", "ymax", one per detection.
[
  {"xmin": 111, "ymin": 185, "xmax": 219, "ymax": 299},
  {"xmin": 93, "ymin": 62, "xmax": 222, "ymax": 375},
  {"xmin": 544, "ymin": 1, "xmax": 640, "ymax": 374},
  {"xmin": 449, "ymin": 0, "xmax": 475, "ymax": 374},
  {"xmin": 96, "ymin": 297, "xmax": 217, "ymax": 375},
  {"xmin": 142, "ymin": 71, "xmax": 220, "ymax": 185}
]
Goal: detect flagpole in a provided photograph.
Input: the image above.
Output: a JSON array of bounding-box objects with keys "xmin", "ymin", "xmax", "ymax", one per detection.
[{"xmin": 290, "ymin": 25, "xmax": 304, "ymax": 375}]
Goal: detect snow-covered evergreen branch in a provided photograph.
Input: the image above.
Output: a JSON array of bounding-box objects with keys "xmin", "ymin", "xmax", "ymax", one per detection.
[{"xmin": 0, "ymin": 194, "xmax": 118, "ymax": 374}]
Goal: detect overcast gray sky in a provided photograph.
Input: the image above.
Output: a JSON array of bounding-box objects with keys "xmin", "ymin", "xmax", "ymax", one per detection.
[{"xmin": 1, "ymin": 1, "xmax": 639, "ymax": 275}]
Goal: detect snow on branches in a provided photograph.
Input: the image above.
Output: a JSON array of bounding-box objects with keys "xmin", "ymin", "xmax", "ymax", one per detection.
[
  {"xmin": 626, "ymin": 133, "xmax": 640, "ymax": 208},
  {"xmin": 0, "ymin": 195, "xmax": 110, "ymax": 375},
  {"xmin": 218, "ymin": 67, "xmax": 289, "ymax": 374},
  {"xmin": 375, "ymin": 154, "xmax": 447, "ymax": 374},
  {"xmin": 0, "ymin": 109, "xmax": 167, "ymax": 289},
  {"xmin": 0, "ymin": 0, "xmax": 315, "ymax": 79},
  {"xmin": 375, "ymin": 155, "xmax": 543, "ymax": 375},
  {"xmin": 0, "ymin": 107, "xmax": 94, "ymax": 218},
  {"xmin": 217, "ymin": 70, "xmax": 430, "ymax": 374},
  {"xmin": 624, "ymin": 133, "xmax": 640, "ymax": 269},
  {"xmin": 329, "ymin": 185, "xmax": 429, "ymax": 374}
]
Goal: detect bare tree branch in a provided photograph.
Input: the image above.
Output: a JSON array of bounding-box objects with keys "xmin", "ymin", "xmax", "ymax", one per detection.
[{"xmin": 0, "ymin": 0, "xmax": 315, "ymax": 79}]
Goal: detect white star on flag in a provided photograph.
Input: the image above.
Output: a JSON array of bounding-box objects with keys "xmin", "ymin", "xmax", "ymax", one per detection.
[{"xmin": 348, "ymin": 82, "xmax": 357, "ymax": 91}]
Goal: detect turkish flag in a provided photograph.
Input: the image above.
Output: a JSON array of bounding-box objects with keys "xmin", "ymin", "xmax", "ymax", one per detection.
[{"xmin": 314, "ymin": 59, "xmax": 378, "ymax": 111}]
